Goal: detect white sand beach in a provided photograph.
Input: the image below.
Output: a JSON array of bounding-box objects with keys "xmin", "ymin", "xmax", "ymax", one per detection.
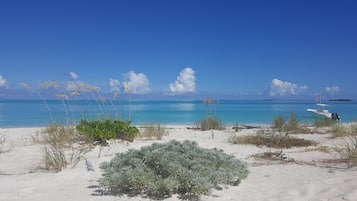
[{"xmin": 1, "ymin": 126, "xmax": 357, "ymax": 201}]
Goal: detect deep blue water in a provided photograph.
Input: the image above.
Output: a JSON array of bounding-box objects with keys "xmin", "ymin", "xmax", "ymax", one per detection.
[{"xmin": 0, "ymin": 99, "xmax": 356, "ymax": 128}]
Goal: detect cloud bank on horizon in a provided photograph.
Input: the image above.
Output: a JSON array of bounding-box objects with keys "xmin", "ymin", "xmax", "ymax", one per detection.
[{"xmin": 0, "ymin": 70, "xmax": 342, "ymax": 99}]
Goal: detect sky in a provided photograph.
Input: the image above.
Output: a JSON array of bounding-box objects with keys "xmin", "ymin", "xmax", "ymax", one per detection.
[{"xmin": 1, "ymin": 0, "xmax": 356, "ymax": 100}]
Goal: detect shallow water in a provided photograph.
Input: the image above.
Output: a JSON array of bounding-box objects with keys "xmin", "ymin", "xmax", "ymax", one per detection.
[{"xmin": 1, "ymin": 99, "xmax": 356, "ymax": 127}]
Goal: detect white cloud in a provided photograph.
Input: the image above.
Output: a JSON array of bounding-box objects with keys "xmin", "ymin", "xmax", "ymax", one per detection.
[
  {"xmin": 69, "ymin": 72, "xmax": 78, "ymax": 80},
  {"xmin": 123, "ymin": 71, "xmax": 151, "ymax": 94},
  {"xmin": 269, "ymin": 78, "xmax": 308, "ymax": 96},
  {"xmin": 325, "ymin": 86, "xmax": 340, "ymax": 94},
  {"xmin": 0, "ymin": 75, "xmax": 7, "ymax": 87},
  {"xmin": 109, "ymin": 78, "xmax": 120, "ymax": 92},
  {"xmin": 168, "ymin": 67, "xmax": 196, "ymax": 94}
]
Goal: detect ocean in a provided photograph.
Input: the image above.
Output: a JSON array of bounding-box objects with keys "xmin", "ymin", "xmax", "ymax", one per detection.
[{"xmin": 0, "ymin": 99, "xmax": 356, "ymax": 128}]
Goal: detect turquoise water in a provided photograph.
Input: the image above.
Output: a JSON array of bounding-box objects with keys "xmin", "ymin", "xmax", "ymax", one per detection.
[{"xmin": 0, "ymin": 99, "xmax": 356, "ymax": 128}]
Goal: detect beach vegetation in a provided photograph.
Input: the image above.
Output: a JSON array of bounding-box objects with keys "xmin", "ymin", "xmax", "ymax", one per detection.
[
  {"xmin": 140, "ymin": 123, "xmax": 168, "ymax": 140},
  {"xmin": 272, "ymin": 112, "xmax": 309, "ymax": 134},
  {"xmin": 313, "ymin": 118, "xmax": 336, "ymax": 127},
  {"xmin": 0, "ymin": 133, "xmax": 8, "ymax": 153},
  {"xmin": 76, "ymin": 119, "xmax": 139, "ymax": 143},
  {"xmin": 198, "ymin": 97, "xmax": 224, "ymax": 131},
  {"xmin": 42, "ymin": 124, "xmax": 90, "ymax": 172},
  {"xmin": 229, "ymin": 129, "xmax": 316, "ymax": 148},
  {"xmin": 199, "ymin": 114, "xmax": 223, "ymax": 131},
  {"xmin": 99, "ymin": 140, "xmax": 248, "ymax": 200},
  {"xmin": 335, "ymin": 134, "xmax": 357, "ymax": 166},
  {"xmin": 272, "ymin": 115, "xmax": 286, "ymax": 131},
  {"xmin": 43, "ymin": 124, "xmax": 85, "ymax": 146},
  {"xmin": 331, "ymin": 122, "xmax": 357, "ymax": 138}
]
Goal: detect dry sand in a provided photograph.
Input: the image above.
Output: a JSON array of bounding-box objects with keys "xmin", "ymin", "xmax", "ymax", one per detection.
[{"xmin": 1, "ymin": 126, "xmax": 357, "ymax": 201}]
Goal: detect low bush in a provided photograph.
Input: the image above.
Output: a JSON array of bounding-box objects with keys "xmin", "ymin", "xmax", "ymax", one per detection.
[
  {"xmin": 76, "ymin": 119, "xmax": 139, "ymax": 143},
  {"xmin": 99, "ymin": 140, "xmax": 248, "ymax": 200}
]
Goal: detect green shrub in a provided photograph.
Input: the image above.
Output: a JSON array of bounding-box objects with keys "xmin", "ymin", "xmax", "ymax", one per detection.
[
  {"xmin": 199, "ymin": 114, "xmax": 223, "ymax": 131},
  {"xmin": 99, "ymin": 140, "xmax": 248, "ymax": 200},
  {"xmin": 76, "ymin": 119, "xmax": 139, "ymax": 143}
]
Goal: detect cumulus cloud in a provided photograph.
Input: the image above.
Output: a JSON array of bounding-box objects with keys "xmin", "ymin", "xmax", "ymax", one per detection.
[
  {"xmin": 69, "ymin": 72, "xmax": 78, "ymax": 80},
  {"xmin": 122, "ymin": 71, "xmax": 151, "ymax": 94},
  {"xmin": 0, "ymin": 75, "xmax": 7, "ymax": 87},
  {"xmin": 168, "ymin": 67, "xmax": 196, "ymax": 94},
  {"xmin": 269, "ymin": 78, "xmax": 308, "ymax": 96},
  {"xmin": 109, "ymin": 78, "xmax": 120, "ymax": 92},
  {"xmin": 325, "ymin": 86, "xmax": 340, "ymax": 94}
]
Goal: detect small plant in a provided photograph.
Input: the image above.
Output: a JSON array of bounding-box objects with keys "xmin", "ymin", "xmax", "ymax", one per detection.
[
  {"xmin": 199, "ymin": 97, "xmax": 223, "ymax": 131},
  {"xmin": 335, "ymin": 135, "xmax": 357, "ymax": 166},
  {"xmin": 331, "ymin": 124, "xmax": 348, "ymax": 138},
  {"xmin": 76, "ymin": 119, "xmax": 139, "ymax": 143},
  {"xmin": 0, "ymin": 134, "xmax": 7, "ymax": 153},
  {"xmin": 286, "ymin": 112, "xmax": 299, "ymax": 131},
  {"xmin": 43, "ymin": 145, "xmax": 67, "ymax": 172},
  {"xmin": 41, "ymin": 124, "xmax": 90, "ymax": 172},
  {"xmin": 273, "ymin": 115, "xmax": 286, "ymax": 131},
  {"xmin": 43, "ymin": 124, "xmax": 82, "ymax": 146},
  {"xmin": 314, "ymin": 118, "xmax": 336, "ymax": 127},
  {"xmin": 141, "ymin": 123, "xmax": 168, "ymax": 140},
  {"xmin": 99, "ymin": 140, "xmax": 248, "ymax": 200},
  {"xmin": 199, "ymin": 114, "xmax": 223, "ymax": 131},
  {"xmin": 233, "ymin": 122, "xmax": 243, "ymax": 133},
  {"xmin": 272, "ymin": 113, "xmax": 308, "ymax": 133},
  {"xmin": 229, "ymin": 130, "xmax": 316, "ymax": 148}
]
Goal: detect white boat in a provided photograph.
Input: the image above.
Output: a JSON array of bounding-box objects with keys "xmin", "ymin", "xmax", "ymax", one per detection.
[{"xmin": 307, "ymin": 103, "xmax": 340, "ymax": 120}]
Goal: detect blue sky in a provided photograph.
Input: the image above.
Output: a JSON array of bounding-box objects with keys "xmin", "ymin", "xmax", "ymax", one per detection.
[{"xmin": 1, "ymin": 0, "xmax": 356, "ymax": 100}]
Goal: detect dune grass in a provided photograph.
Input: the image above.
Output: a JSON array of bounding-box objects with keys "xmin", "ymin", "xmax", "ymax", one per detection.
[
  {"xmin": 335, "ymin": 135, "xmax": 357, "ymax": 166},
  {"xmin": 140, "ymin": 123, "xmax": 168, "ymax": 140},
  {"xmin": 229, "ymin": 131, "xmax": 316, "ymax": 148},
  {"xmin": 39, "ymin": 124, "xmax": 91, "ymax": 172}
]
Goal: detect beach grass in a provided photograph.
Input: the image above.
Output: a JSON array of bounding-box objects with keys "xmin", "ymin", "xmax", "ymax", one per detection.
[
  {"xmin": 140, "ymin": 123, "xmax": 168, "ymax": 140},
  {"xmin": 198, "ymin": 114, "xmax": 224, "ymax": 131},
  {"xmin": 39, "ymin": 124, "xmax": 91, "ymax": 172},
  {"xmin": 229, "ymin": 131, "xmax": 316, "ymax": 148}
]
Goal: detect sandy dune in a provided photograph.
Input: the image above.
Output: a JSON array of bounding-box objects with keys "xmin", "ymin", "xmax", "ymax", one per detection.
[{"xmin": 1, "ymin": 126, "xmax": 356, "ymax": 201}]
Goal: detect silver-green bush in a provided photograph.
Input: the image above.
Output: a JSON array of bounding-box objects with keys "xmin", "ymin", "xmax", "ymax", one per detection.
[{"xmin": 99, "ymin": 140, "xmax": 248, "ymax": 200}]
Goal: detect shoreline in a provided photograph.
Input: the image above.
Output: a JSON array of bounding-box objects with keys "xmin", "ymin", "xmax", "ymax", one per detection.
[{"xmin": 1, "ymin": 125, "xmax": 357, "ymax": 201}]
